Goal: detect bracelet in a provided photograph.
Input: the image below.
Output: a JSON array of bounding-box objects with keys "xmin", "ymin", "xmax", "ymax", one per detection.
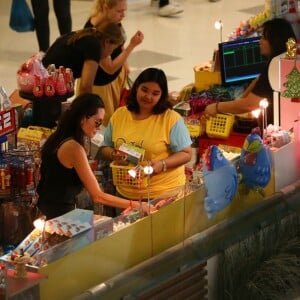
[
  {"xmin": 215, "ymin": 102, "xmax": 220, "ymax": 114},
  {"xmin": 161, "ymin": 159, "xmax": 167, "ymax": 172}
]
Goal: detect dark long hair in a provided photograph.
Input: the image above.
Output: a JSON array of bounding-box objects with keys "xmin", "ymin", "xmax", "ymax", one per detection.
[
  {"xmin": 42, "ymin": 93, "xmax": 105, "ymax": 156},
  {"xmin": 262, "ymin": 18, "xmax": 297, "ymax": 58},
  {"xmin": 126, "ymin": 68, "xmax": 173, "ymax": 114}
]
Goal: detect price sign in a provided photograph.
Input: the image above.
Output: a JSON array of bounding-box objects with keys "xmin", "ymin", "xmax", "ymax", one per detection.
[{"xmin": 0, "ymin": 108, "xmax": 16, "ymax": 137}]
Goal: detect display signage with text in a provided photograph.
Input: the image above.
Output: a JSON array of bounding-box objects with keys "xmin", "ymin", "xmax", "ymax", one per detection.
[{"xmin": 0, "ymin": 108, "xmax": 16, "ymax": 137}]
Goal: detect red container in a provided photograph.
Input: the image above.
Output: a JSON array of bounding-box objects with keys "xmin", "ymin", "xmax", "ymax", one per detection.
[{"xmin": 199, "ymin": 131, "xmax": 247, "ymax": 158}]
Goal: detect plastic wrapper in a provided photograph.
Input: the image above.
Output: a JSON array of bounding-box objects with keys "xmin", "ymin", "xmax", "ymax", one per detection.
[{"xmin": 17, "ymin": 52, "xmax": 48, "ymax": 94}]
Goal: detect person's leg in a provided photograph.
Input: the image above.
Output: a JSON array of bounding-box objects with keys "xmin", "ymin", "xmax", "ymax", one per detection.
[
  {"xmin": 53, "ymin": 0, "xmax": 72, "ymax": 35},
  {"xmin": 159, "ymin": 0, "xmax": 169, "ymax": 7},
  {"xmin": 158, "ymin": 0, "xmax": 183, "ymax": 17},
  {"xmin": 31, "ymin": 0, "xmax": 50, "ymax": 52}
]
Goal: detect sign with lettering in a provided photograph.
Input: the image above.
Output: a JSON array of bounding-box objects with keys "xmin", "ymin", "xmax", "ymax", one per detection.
[{"xmin": 0, "ymin": 108, "xmax": 16, "ymax": 137}]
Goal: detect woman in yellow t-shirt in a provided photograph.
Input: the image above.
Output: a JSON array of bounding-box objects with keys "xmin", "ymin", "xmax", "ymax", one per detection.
[{"xmin": 100, "ymin": 68, "xmax": 192, "ymax": 200}]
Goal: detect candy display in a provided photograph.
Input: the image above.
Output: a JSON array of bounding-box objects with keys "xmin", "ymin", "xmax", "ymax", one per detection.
[
  {"xmin": 17, "ymin": 53, "xmax": 74, "ymax": 98},
  {"xmin": 1, "ymin": 209, "xmax": 93, "ymax": 267},
  {"xmin": 0, "ymin": 148, "xmax": 40, "ymax": 203}
]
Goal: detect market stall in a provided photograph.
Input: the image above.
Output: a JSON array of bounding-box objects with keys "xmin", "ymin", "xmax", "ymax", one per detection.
[{"xmin": 0, "ymin": 1, "xmax": 299, "ymax": 298}]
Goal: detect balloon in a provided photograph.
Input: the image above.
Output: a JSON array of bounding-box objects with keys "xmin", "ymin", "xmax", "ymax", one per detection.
[
  {"xmin": 239, "ymin": 128, "xmax": 272, "ymax": 189},
  {"xmin": 203, "ymin": 145, "xmax": 238, "ymax": 219}
]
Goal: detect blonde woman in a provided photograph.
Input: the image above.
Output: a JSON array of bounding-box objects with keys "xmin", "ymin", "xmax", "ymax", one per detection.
[{"xmin": 75, "ymin": 0, "xmax": 144, "ymax": 126}]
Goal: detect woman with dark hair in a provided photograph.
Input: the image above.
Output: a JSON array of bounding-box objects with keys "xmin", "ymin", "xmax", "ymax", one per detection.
[
  {"xmin": 204, "ymin": 18, "xmax": 297, "ymax": 124},
  {"xmin": 42, "ymin": 22, "xmax": 125, "ymax": 95},
  {"xmin": 100, "ymin": 68, "xmax": 192, "ymax": 201},
  {"xmin": 36, "ymin": 93, "xmax": 152, "ymax": 219}
]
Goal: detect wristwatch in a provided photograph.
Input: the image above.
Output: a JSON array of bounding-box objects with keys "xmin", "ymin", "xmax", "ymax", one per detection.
[{"xmin": 161, "ymin": 159, "xmax": 167, "ymax": 172}]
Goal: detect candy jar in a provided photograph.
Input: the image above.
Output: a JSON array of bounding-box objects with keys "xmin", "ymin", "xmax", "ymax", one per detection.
[
  {"xmin": 44, "ymin": 74, "xmax": 56, "ymax": 97},
  {"xmin": 55, "ymin": 72, "xmax": 67, "ymax": 96},
  {"xmin": 65, "ymin": 68, "xmax": 74, "ymax": 94},
  {"xmin": 32, "ymin": 75, "xmax": 44, "ymax": 97}
]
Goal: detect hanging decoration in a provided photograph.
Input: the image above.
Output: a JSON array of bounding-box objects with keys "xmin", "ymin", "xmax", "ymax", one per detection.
[
  {"xmin": 281, "ymin": 37, "xmax": 300, "ymax": 103},
  {"xmin": 282, "ymin": 63, "xmax": 300, "ymax": 103},
  {"xmin": 285, "ymin": 37, "xmax": 297, "ymax": 59}
]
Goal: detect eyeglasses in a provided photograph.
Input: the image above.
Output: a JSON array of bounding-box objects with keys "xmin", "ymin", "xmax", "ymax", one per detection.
[
  {"xmin": 89, "ymin": 116, "xmax": 102, "ymax": 128},
  {"xmin": 94, "ymin": 119, "xmax": 102, "ymax": 128}
]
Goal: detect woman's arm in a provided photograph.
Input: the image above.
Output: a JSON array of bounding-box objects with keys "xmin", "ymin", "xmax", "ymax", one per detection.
[
  {"xmin": 204, "ymin": 91, "xmax": 263, "ymax": 117},
  {"xmin": 58, "ymin": 140, "xmax": 152, "ymax": 213},
  {"xmin": 78, "ymin": 59, "xmax": 99, "ymax": 94},
  {"xmin": 99, "ymin": 31, "xmax": 144, "ymax": 74},
  {"xmin": 240, "ymin": 77, "xmax": 259, "ymax": 98},
  {"xmin": 204, "ymin": 75, "xmax": 265, "ymax": 117},
  {"xmin": 151, "ymin": 146, "xmax": 192, "ymax": 174}
]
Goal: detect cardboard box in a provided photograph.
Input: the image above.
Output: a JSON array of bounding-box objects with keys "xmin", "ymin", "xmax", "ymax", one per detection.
[
  {"xmin": 271, "ymin": 140, "xmax": 299, "ymax": 191},
  {"xmin": 92, "ymin": 215, "xmax": 113, "ymax": 241},
  {"xmin": 0, "ymin": 209, "xmax": 94, "ymax": 267}
]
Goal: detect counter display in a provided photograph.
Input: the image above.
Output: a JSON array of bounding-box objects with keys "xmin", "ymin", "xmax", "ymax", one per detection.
[
  {"xmin": 0, "ymin": 5, "xmax": 299, "ymax": 298},
  {"xmin": 0, "ymin": 187, "xmax": 187, "ymax": 269}
]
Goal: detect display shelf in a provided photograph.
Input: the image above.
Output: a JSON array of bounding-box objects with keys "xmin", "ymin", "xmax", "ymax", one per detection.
[
  {"xmin": 18, "ymin": 91, "xmax": 73, "ymax": 103},
  {"xmin": 18, "ymin": 90, "xmax": 74, "ymax": 128}
]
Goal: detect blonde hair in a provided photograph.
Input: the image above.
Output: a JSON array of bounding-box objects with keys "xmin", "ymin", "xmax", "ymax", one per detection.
[
  {"xmin": 67, "ymin": 22, "xmax": 125, "ymax": 46},
  {"xmin": 90, "ymin": 0, "xmax": 124, "ymax": 17}
]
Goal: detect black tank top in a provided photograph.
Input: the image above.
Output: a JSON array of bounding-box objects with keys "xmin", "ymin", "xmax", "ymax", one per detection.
[{"xmin": 37, "ymin": 150, "xmax": 83, "ymax": 208}]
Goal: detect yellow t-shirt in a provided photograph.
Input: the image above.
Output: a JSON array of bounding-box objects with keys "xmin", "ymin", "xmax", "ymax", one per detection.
[{"xmin": 104, "ymin": 107, "xmax": 192, "ymax": 200}]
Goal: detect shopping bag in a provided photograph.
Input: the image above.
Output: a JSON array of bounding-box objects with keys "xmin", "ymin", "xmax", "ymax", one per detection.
[
  {"xmin": 9, "ymin": 0, "xmax": 35, "ymax": 32},
  {"xmin": 119, "ymin": 77, "xmax": 133, "ymax": 107}
]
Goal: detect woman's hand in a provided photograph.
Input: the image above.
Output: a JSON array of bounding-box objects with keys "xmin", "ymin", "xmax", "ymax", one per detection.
[
  {"xmin": 140, "ymin": 202, "xmax": 156, "ymax": 215},
  {"xmin": 129, "ymin": 30, "xmax": 144, "ymax": 48},
  {"xmin": 204, "ymin": 103, "xmax": 218, "ymax": 118},
  {"xmin": 129, "ymin": 200, "xmax": 156, "ymax": 216},
  {"xmin": 151, "ymin": 160, "xmax": 164, "ymax": 174},
  {"xmin": 111, "ymin": 149, "xmax": 127, "ymax": 161}
]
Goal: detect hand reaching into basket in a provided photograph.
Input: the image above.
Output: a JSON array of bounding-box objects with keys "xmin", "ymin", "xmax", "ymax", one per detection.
[
  {"xmin": 110, "ymin": 149, "xmax": 128, "ymax": 163},
  {"xmin": 204, "ymin": 102, "xmax": 219, "ymax": 118}
]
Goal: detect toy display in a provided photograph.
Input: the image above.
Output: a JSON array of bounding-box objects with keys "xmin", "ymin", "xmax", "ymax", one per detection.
[
  {"xmin": 202, "ymin": 145, "xmax": 238, "ymax": 219},
  {"xmin": 17, "ymin": 53, "xmax": 74, "ymax": 98},
  {"xmin": 238, "ymin": 128, "xmax": 272, "ymax": 189}
]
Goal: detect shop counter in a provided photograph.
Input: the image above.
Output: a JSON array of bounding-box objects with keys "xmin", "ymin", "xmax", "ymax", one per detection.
[{"xmin": 35, "ymin": 183, "xmax": 269, "ymax": 300}]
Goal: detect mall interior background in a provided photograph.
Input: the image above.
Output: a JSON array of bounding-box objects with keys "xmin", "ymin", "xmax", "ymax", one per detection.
[{"xmin": 0, "ymin": 0, "xmax": 264, "ymax": 97}]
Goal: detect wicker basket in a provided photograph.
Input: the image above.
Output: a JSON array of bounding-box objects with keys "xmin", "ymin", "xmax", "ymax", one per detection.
[
  {"xmin": 206, "ymin": 114, "xmax": 235, "ymax": 139},
  {"xmin": 110, "ymin": 162, "xmax": 147, "ymax": 188}
]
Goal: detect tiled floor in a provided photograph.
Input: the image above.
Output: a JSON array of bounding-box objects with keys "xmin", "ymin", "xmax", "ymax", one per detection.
[{"xmin": 0, "ymin": 0, "xmax": 264, "ymax": 96}]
